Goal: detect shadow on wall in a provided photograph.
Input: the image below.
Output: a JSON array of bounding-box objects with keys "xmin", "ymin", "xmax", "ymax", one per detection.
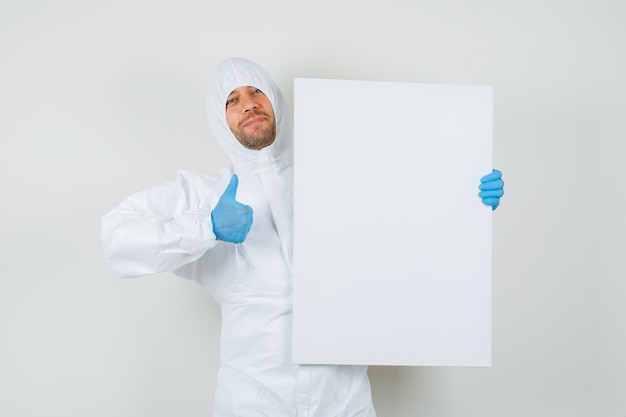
[{"xmin": 369, "ymin": 366, "xmax": 447, "ymax": 407}]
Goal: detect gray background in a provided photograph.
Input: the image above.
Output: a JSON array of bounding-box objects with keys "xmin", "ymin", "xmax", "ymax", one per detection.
[{"xmin": 1, "ymin": 0, "xmax": 624, "ymax": 416}]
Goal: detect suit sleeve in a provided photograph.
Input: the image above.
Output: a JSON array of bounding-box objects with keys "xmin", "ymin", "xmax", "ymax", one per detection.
[{"xmin": 100, "ymin": 171, "xmax": 225, "ymax": 278}]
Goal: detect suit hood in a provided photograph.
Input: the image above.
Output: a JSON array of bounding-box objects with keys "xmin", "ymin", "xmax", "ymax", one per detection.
[{"xmin": 206, "ymin": 57, "xmax": 292, "ymax": 175}]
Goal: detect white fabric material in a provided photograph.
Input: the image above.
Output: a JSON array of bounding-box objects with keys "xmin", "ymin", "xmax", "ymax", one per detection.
[{"xmin": 101, "ymin": 57, "xmax": 376, "ymax": 417}]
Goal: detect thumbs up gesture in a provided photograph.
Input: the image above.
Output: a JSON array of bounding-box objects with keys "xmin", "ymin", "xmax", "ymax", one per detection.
[{"xmin": 211, "ymin": 175, "xmax": 254, "ymax": 243}]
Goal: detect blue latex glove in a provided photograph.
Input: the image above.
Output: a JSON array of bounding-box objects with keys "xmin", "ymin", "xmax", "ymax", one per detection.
[
  {"xmin": 211, "ymin": 174, "xmax": 253, "ymax": 243},
  {"xmin": 479, "ymin": 169, "xmax": 504, "ymax": 210}
]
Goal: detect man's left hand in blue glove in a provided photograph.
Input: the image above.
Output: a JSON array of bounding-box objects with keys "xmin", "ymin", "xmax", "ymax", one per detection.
[{"xmin": 479, "ymin": 169, "xmax": 504, "ymax": 210}]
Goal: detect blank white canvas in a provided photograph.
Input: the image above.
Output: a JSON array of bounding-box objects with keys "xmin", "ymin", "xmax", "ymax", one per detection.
[{"xmin": 292, "ymin": 77, "xmax": 493, "ymax": 367}]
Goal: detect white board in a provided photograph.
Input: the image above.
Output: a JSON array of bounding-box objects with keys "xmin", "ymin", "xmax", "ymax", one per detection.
[{"xmin": 292, "ymin": 77, "xmax": 493, "ymax": 366}]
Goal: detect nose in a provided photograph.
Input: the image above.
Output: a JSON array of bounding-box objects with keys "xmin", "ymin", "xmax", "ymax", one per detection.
[{"xmin": 241, "ymin": 95, "xmax": 258, "ymax": 112}]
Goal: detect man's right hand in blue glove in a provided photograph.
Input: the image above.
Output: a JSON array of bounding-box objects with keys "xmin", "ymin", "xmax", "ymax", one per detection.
[{"xmin": 211, "ymin": 174, "xmax": 253, "ymax": 244}]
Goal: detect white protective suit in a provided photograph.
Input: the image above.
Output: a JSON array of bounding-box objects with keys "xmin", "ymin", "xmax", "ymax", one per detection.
[{"xmin": 101, "ymin": 57, "xmax": 376, "ymax": 417}]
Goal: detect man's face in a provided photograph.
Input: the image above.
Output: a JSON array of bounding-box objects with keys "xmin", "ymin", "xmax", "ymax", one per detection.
[{"xmin": 225, "ymin": 86, "xmax": 276, "ymax": 150}]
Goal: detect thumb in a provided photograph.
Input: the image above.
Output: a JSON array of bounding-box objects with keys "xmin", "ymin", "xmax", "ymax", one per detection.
[{"xmin": 221, "ymin": 174, "xmax": 239, "ymax": 201}]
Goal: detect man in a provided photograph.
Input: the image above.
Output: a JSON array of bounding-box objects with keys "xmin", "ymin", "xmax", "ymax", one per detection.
[{"xmin": 101, "ymin": 57, "xmax": 504, "ymax": 416}]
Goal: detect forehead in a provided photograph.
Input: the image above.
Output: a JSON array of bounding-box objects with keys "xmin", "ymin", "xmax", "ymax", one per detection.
[{"xmin": 227, "ymin": 85, "xmax": 260, "ymax": 96}]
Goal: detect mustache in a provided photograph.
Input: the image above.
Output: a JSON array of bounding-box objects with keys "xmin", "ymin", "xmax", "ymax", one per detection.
[{"xmin": 239, "ymin": 111, "xmax": 271, "ymax": 128}]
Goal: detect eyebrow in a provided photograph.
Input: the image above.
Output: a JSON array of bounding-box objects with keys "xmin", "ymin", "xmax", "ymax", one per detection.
[
  {"xmin": 230, "ymin": 86, "xmax": 259, "ymax": 95},
  {"xmin": 226, "ymin": 86, "xmax": 261, "ymax": 105}
]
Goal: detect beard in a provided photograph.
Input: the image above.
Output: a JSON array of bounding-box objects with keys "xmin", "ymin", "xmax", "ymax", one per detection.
[{"xmin": 235, "ymin": 115, "xmax": 277, "ymax": 150}]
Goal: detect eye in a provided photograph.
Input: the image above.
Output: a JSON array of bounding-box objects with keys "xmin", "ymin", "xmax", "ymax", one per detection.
[
  {"xmin": 252, "ymin": 88, "xmax": 263, "ymax": 94},
  {"xmin": 225, "ymin": 96, "xmax": 237, "ymax": 107}
]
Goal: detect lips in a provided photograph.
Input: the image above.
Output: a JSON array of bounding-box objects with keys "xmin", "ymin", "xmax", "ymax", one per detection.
[
  {"xmin": 241, "ymin": 113, "xmax": 270, "ymax": 129},
  {"xmin": 243, "ymin": 117, "xmax": 266, "ymax": 128}
]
